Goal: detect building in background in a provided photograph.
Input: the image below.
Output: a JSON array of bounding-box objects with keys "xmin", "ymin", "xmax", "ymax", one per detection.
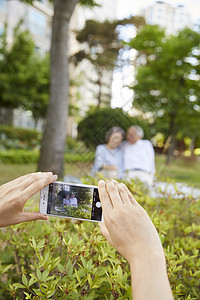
[
  {"xmin": 0, "ymin": 0, "xmax": 52, "ymax": 53},
  {"xmin": 69, "ymin": 0, "xmax": 118, "ymax": 117},
  {"xmin": 0, "ymin": 0, "xmax": 53, "ymax": 130},
  {"xmin": 141, "ymin": 1, "xmax": 192, "ymax": 34}
]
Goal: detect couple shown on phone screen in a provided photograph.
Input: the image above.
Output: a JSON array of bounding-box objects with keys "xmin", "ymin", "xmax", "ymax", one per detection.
[{"xmin": 61, "ymin": 191, "xmax": 78, "ymax": 209}]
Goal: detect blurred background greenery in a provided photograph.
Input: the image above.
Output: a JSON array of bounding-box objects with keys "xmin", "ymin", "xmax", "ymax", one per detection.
[{"xmin": 0, "ymin": 0, "xmax": 200, "ymax": 178}]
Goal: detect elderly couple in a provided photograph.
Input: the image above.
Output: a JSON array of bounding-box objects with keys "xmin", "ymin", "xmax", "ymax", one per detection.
[{"xmin": 91, "ymin": 125, "xmax": 155, "ymax": 186}]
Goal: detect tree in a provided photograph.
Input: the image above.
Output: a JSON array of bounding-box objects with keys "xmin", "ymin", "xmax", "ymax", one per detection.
[
  {"xmin": 15, "ymin": 0, "xmax": 101, "ymax": 177},
  {"xmin": 73, "ymin": 17, "xmax": 145, "ymax": 108},
  {"xmin": 37, "ymin": 0, "xmax": 79, "ymax": 176},
  {"xmin": 36, "ymin": 0, "xmax": 99, "ymax": 177},
  {"xmin": 0, "ymin": 23, "xmax": 49, "ymax": 126},
  {"xmin": 127, "ymin": 25, "xmax": 200, "ymax": 163},
  {"xmin": 23, "ymin": 54, "xmax": 50, "ymax": 127}
]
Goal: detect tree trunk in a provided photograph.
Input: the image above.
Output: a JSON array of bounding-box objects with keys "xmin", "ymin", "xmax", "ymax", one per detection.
[
  {"xmin": 0, "ymin": 107, "xmax": 13, "ymax": 125},
  {"xmin": 166, "ymin": 111, "xmax": 176, "ymax": 165},
  {"xmin": 38, "ymin": 0, "xmax": 78, "ymax": 177},
  {"xmin": 97, "ymin": 69, "xmax": 103, "ymax": 108},
  {"xmin": 190, "ymin": 136, "xmax": 195, "ymax": 158}
]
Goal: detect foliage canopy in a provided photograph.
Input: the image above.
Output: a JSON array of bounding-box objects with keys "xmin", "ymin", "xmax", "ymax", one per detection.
[{"xmin": 127, "ymin": 25, "xmax": 200, "ymax": 161}]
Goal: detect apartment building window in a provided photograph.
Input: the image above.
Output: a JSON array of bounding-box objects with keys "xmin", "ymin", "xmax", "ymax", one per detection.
[
  {"xmin": 0, "ymin": 0, "xmax": 6, "ymax": 10},
  {"xmin": 28, "ymin": 8, "xmax": 46, "ymax": 37}
]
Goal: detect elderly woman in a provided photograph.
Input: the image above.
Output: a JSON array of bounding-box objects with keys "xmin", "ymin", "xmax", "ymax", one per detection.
[{"xmin": 91, "ymin": 126, "xmax": 125, "ymax": 179}]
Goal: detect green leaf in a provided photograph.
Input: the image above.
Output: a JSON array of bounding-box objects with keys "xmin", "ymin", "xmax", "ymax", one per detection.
[
  {"xmin": 36, "ymin": 269, "xmax": 42, "ymax": 281},
  {"xmin": 13, "ymin": 283, "xmax": 25, "ymax": 289},
  {"xmin": 37, "ymin": 238, "xmax": 45, "ymax": 250},
  {"xmin": 47, "ymin": 290, "xmax": 55, "ymax": 298},
  {"xmin": 23, "ymin": 291, "xmax": 32, "ymax": 299},
  {"xmin": 22, "ymin": 274, "xmax": 28, "ymax": 287},
  {"xmin": 44, "ymin": 251, "xmax": 50, "ymax": 263},
  {"xmin": 117, "ymin": 265, "xmax": 122, "ymax": 282},
  {"xmin": 75, "ymin": 269, "xmax": 81, "ymax": 283},
  {"xmin": 57, "ymin": 263, "xmax": 64, "ymax": 273},
  {"xmin": 2, "ymin": 264, "xmax": 12, "ymax": 273},
  {"xmin": 29, "ymin": 276, "xmax": 37, "ymax": 287},
  {"xmin": 41, "ymin": 269, "xmax": 49, "ymax": 281},
  {"xmin": 80, "ymin": 256, "xmax": 86, "ymax": 267},
  {"xmin": 30, "ymin": 237, "xmax": 36, "ymax": 249},
  {"xmin": 87, "ymin": 274, "xmax": 92, "ymax": 287}
]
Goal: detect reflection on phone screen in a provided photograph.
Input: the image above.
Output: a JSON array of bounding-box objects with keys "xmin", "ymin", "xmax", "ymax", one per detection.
[{"xmin": 47, "ymin": 183, "xmax": 102, "ymax": 221}]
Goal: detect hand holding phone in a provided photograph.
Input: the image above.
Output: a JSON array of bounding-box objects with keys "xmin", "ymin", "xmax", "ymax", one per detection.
[
  {"xmin": 40, "ymin": 181, "xmax": 102, "ymax": 222},
  {"xmin": 0, "ymin": 172, "xmax": 57, "ymax": 228}
]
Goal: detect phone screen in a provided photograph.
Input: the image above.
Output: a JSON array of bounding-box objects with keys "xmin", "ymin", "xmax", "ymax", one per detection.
[{"xmin": 46, "ymin": 182, "xmax": 102, "ymax": 221}]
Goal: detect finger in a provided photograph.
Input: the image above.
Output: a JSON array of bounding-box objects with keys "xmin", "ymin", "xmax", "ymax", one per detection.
[
  {"xmin": 98, "ymin": 180, "xmax": 113, "ymax": 215},
  {"xmin": 99, "ymin": 222, "xmax": 113, "ymax": 245},
  {"xmin": 0, "ymin": 173, "xmax": 41, "ymax": 194},
  {"xmin": 105, "ymin": 181, "xmax": 122, "ymax": 208},
  {"xmin": 112, "ymin": 180, "xmax": 130, "ymax": 205},
  {"xmin": 21, "ymin": 174, "xmax": 58, "ymax": 203},
  {"xmin": 120, "ymin": 183, "xmax": 138, "ymax": 205},
  {"xmin": 21, "ymin": 172, "xmax": 55, "ymax": 191},
  {"xmin": 1, "ymin": 172, "xmax": 52, "ymax": 196},
  {"xmin": 19, "ymin": 211, "xmax": 48, "ymax": 223}
]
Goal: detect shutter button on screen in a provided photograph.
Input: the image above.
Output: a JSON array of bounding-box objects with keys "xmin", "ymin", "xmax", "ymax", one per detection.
[{"xmin": 96, "ymin": 202, "xmax": 101, "ymax": 208}]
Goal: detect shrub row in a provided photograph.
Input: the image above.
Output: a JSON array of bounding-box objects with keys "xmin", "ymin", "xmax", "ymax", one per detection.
[
  {"xmin": 0, "ymin": 125, "xmax": 41, "ymax": 150},
  {"xmin": 0, "ymin": 179, "xmax": 199, "ymax": 299},
  {"xmin": 0, "ymin": 150, "xmax": 95, "ymax": 164}
]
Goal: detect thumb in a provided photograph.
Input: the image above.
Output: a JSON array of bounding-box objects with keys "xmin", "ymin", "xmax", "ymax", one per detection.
[
  {"xmin": 19, "ymin": 211, "xmax": 48, "ymax": 223},
  {"xmin": 99, "ymin": 222, "xmax": 113, "ymax": 245}
]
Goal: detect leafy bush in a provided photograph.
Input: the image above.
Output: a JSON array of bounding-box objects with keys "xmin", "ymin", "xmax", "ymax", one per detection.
[
  {"xmin": 66, "ymin": 137, "xmax": 86, "ymax": 154},
  {"xmin": 0, "ymin": 180, "xmax": 199, "ymax": 299},
  {"xmin": 78, "ymin": 108, "xmax": 150, "ymax": 149},
  {"xmin": 0, "ymin": 125, "xmax": 41, "ymax": 150},
  {"xmin": 0, "ymin": 150, "xmax": 39, "ymax": 164},
  {"xmin": 0, "ymin": 150, "xmax": 94, "ymax": 164}
]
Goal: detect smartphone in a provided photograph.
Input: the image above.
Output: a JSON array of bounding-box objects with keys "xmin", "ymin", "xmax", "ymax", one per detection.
[{"xmin": 40, "ymin": 181, "xmax": 102, "ymax": 222}]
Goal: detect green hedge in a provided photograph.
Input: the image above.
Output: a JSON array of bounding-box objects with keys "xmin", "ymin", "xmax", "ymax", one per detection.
[
  {"xmin": 0, "ymin": 150, "xmax": 95, "ymax": 164},
  {"xmin": 0, "ymin": 150, "xmax": 39, "ymax": 164},
  {"xmin": 0, "ymin": 179, "xmax": 199, "ymax": 299},
  {"xmin": 0, "ymin": 125, "xmax": 41, "ymax": 150}
]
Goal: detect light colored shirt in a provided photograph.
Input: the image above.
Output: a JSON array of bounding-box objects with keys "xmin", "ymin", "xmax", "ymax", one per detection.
[
  {"xmin": 91, "ymin": 144, "xmax": 123, "ymax": 179},
  {"xmin": 62, "ymin": 198, "xmax": 69, "ymax": 205},
  {"xmin": 123, "ymin": 140, "xmax": 155, "ymax": 175},
  {"xmin": 70, "ymin": 197, "xmax": 78, "ymax": 208}
]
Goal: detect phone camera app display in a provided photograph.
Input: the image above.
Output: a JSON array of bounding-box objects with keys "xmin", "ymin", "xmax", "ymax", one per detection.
[{"xmin": 47, "ymin": 183, "xmax": 102, "ymax": 221}]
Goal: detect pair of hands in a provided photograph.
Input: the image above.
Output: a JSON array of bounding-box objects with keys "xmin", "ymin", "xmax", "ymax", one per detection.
[
  {"xmin": 0, "ymin": 173, "xmax": 173, "ymax": 299},
  {"xmin": 0, "ymin": 173, "xmax": 163, "ymax": 266}
]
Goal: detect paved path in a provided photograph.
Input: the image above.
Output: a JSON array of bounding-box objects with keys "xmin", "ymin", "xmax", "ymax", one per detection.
[{"xmin": 150, "ymin": 181, "xmax": 200, "ymax": 200}]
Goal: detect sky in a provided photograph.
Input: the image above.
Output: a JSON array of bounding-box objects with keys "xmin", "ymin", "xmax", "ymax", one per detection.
[{"xmin": 116, "ymin": 0, "xmax": 200, "ymax": 22}]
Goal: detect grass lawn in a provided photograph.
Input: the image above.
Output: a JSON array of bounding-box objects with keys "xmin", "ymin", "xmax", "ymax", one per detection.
[
  {"xmin": 0, "ymin": 161, "xmax": 92, "ymax": 185},
  {"xmin": 156, "ymin": 154, "xmax": 200, "ymax": 188},
  {"xmin": 0, "ymin": 154, "xmax": 200, "ymax": 188}
]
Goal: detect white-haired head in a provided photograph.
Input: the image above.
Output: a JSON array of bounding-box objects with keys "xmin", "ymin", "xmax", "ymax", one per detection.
[{"xmin": 127, "ymin": 125, "xmax": 144, "ymax": 144}]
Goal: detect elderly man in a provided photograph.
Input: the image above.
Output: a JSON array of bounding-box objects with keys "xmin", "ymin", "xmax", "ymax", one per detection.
[{"xmin": 122, "ymin": 125, "xmax": 155, "ymax": 186}]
